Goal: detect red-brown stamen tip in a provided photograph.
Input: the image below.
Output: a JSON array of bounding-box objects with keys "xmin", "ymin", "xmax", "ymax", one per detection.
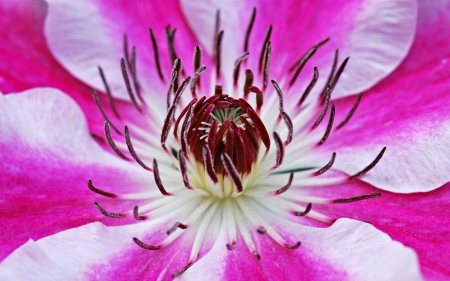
[
  {"xmin": 133, "ymin": 237, "xmax": 161, "ymax": 250},
  {"xmin": 333, "ymin": 193, "xmax": 381, "ymax": 204},
  {"xmin": 153, "ymin": 159, "xmax": 172, "ymax": 196},
  {"xmin": 94, "ymin": 202, "xmax": 124, "ymax": 218},
  {"xmin": 350, "ymin": 147, "xmax": 386, "ymax": 179},
  {"xmin": 88, "ymin": 180, "xmax": 116, "ymax": 198},
  {"xmin": 167, "ymin": 222, "xmax": 188, "ymax": 235},
  {"xmin": 285, "ymin": 241, "xmax": 301, "ymax": 249},
  {"xmin": 133, "ymin": 205, "xmax": 147, "ymax": 221},
  {"xmin": 293, "ymin": 203, "xmax": 312, "ymax": 216},
  {"xmin": 226, "ymin": 242, "xmax": 237, "ymax": 250}
]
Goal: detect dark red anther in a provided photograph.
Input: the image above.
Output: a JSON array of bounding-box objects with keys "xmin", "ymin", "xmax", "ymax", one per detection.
[
  {"xmin": 204, "ymin": 94, "xmax": 222, "ymax": 104},
  {"xmin": 133, "ymin": 206, "xmax": 147, "ymax": 221},
  {"xmin": 207, "ymin": 120, "xmax": 218, "ymax": 151},
  {"xmin": 253, "ymin": 252, "xmax": 261, "ymax": 260},
  {"xmin": 271, "ymin": 79, "xmax": 284, "ymax": 114},
  {"xmin": 320, "ymin": 50, "xmax": 338, "ymax": 103},
  {"xmin": 124, "ymin": 126, "xmax": 152, "ymax": 171},
  {"xmin": 178, "ymin": 150, "xmax": 193, "ymax": 190},
  {"xmin": 167, "ymin": 222, "xmax": 188, "ymax": 235},
  {"xmin": 123, "ymin": 34, "xmax": 131, "ymax": 69},
  {"xmin": 88, "ymin": 180, "xmax": 116, "ymax": 198},
  {"xmin": 215, "ymin": 30, "xmax": 224, "ymax": 77},
  {"xmin": 233, "ymin": 52, "xmax": 249, "ymax": 86},
  {"xmin": 289, "ymin": 37, "xmax": 329, "ymax": 72},
  {"xmin": 92, "ymin": 88, "xmax": 121, "ymax": 135},
  {"xmin": 293, "ymin": 203, "xmax": 312, "ymax": 216},
  {"xmin": 174, "ymin": 98, "xmax": 197, "ymax": 140},
  {"xmin": 289, "ymin": 47, "xmax": 317, "ymax": 87},
  {"xmin": 298, "ymin": 67, "xmax": 319, "ymax": 107},
  {"xmin": 275, "ymin": 172, "xmax": 294, "ymax": 195},
  {"xmin": 333, "ymin": 193, "xmax": 381, "ymax": 204},
  {"xmin": 222, "ymin": 153, "xmax": 243, "ymax": 193},
  {"xmin": 213, "ymin": 10, "xmax": 220, "ymax": 56},
  {"xmin": 239, "ymin": 115, "xmax": 258, "ymax": 142},
  {"xmin": 243, "ymin": 69, "xmax": 254, "ymax": 99},
  {"xmin": 246, "ymin": 108, "xmax": 270, "ymax": 150},
  {"xmin": 258, "ymin": 25, "xmax": 272, "ymax": 73},
  {"xmin": 130, "ymin": 46, "xmax": 143, "ymax": 102},
  {"xmin": 173, "ymin": 76, "xmax": 192, "ymax": 109},
  {"xmin": 226, "ymin": 242, "xmax": 236, "ymax": 250},
  {"xmin": 350, "ymin": 147, "xmax": 386, "ymax": 179},
  {"xmin": 330, "ymin": 57, "xmax": 350, "ymax": 90},
  {"xmin": 203, "ymin": 145, "xmax": 219, "ymax": 183},
  {"xmin": 318, "ymin": 104, "xmax": 335, "ymax": 145},
  {"xmin": 190, "ymin": 65, "xmax": 206, "ymax": 97},
  {"xmin": 149, "ymin": 29, "xmax": 164, "ymax": 81},
  {"xmin": 263, "ymin": 42, "xmax": 272, "ymax": 89},
  {"xmin": 104, "ymin": 121, "xmax": 129, "ymax": 161},
  {"xmin": 153, "ymin": 159, "xmax": 172, "ymax": 196},
  {"xmin": 273, "ymin": 132, "xmax": 284, "ymax": 169},
  {"xmin": 161, "ymin": 105, "xmax": 177, "ymax": 150},
  {"xmin": 215, "ymin": 101, "xmax": 231, "ymax": 108},
  {"xmin": 257, "ymin": 227, "xmax": 267, "ymax": 234},
  {"xmin": 181, "ymin": 105, "xmax": 194, "ymax": 154},
  {"xmin": 193, "ymin": 96, "xmax": 206, "ymax": 113},
  {"xmin": 315, "ymin": 152, "xmax": 336, "ymax": 176},
  {"xmin": 98, "ymin": 66, "xmax": 120, "ymax": 119},
  {"xmin": 215, "ymin": 85, "xmax": 223, "ymax": 95},
  {"xmin": 133, "ymin": 237, "xmax": 161, "ymax": 250},
  {"xmin": 165, "ymin": 26, "xmax": 179, "ymax": 71},
  {"xmin": 312, "ymin": 85, "xmax": 331, "ymax": 129},
  {"xmin": 281, "ymin": 112, "xmax": 293, "ymax": 145},
  {"xmin": 285, "ymin": 241, "xmax": 301, "ymax": 249},
  {"xmin": 166, "ymin": 59, "xmax": 180, "ymax": 110},
  {"xmin": 225, "ymin": 129, "xmax": 236, "ymax": 162},
  {"xmin": 244, "ymin": 7, "xmax": 256, "ymax": 52},
  {"xmin": 236, "ymin": 129, "xmax": 251, "ymax": 173},
  {"xmin": 120, "ymin": 58, "xmax": 141, "ymax": 112},
  {"xmin": 172, "ymin": 263, "xmax": 193, "ymax": 278},
  {"xmin": 336, "ymin": 92, "xmax": 362, "ymax": 129},
  {"xmin": 94, "ymin": 202, "xmax": 124, "ymax": 218},
  {"xmin": 249, "ymin": 86, "xmax": 263, "ymax": 112}
]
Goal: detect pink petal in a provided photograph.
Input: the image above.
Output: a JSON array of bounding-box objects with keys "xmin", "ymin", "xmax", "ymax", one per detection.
[
  {"xmin": 0, "ymin": 88, "xmax": 147, "ymax": 260},
  {"xmin": 44, "ymin": 0, "xmax": 210, "ymax": 100},
  {"xmin": 180, "ymin": 0, "xmax": 417, "ymax": 99},
  {"xmin": 313, "ymin": 0, "xmax": 450, "ymax": 192}
]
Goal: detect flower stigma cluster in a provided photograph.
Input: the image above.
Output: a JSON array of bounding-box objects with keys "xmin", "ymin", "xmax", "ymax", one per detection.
[{"xmin": 88, "ymin": 8, "xmax": 385, "ymax": 278}]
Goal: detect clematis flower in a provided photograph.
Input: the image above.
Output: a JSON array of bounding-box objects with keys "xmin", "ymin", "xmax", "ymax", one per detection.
[{"xmin": 1, "ymin": 0, "xmax": 450, "ymax": 280}]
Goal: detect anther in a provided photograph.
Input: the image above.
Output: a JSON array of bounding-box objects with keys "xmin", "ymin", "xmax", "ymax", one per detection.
[
  {"xmin": 285, "ymin": 241, "xmax": 301, "ymax": 249},
  {"xmin": 244, "ymin": 7, "xmax": 256, "ymax": 52},
  {"xmin": 92, "ymin": 88, "xmax": 121, "ymax": 135},
  {"xmin": 165, "ymin": 26, "xmax": 179, "ymax": 70},
  {"xmin": 124, "ymin": 126, "xmax": 152, "ymax": 171},
  {"xmin": 153, "ymin": 159, "xmax": 172, "ymax": 196},
  {"xmin": 193, "ymin": 46, "xmax": 202, "ymax": 74},
  {"xmin": 312, "ymin": 85, "xmax": 331, "ymax": 129},
  {"xmin": 178, "ymin": 150, "xmax": 193, "ymax": 190},
  {"xmin": 167, "ymin": 222, "xmax": 188, "ymax": 235},
  {"xmin": 226, "ymin": 243, "xmax": 236, "ymax": 250},
  {"xmin": 104, "ymin": 121, "xmax": 130, "ymax": 161},
  {"xmin": 281, "ymin": 112, "xmax": 293, "ymax": 145},
  {"xmin": 167, "ymin": 59, "xmax": 180, "ymax": 109},
  {"xmin": 263, "ymin": 42, "xmax": 272, "ymax": 89},
  {"xmin": 181, "ymin": 105, "xmax": 194, "ymax": 154},
  {"xmin": 233, "ymin": 52, "xmax": 250, "ymax": 86},
  {"xmin": 253, "ymin": 251, "xmax": 262, "ymax": 260},
  {"xmin": 333, "ymin": 193, "xmax": 381, "ymax": 204},
  {"xmin": 350, "ymin": 147, "xmax": 386, "ymax": 179},
  {"xmin": 222, "ymin": 153, "xmax": 243, "ymax": 193},
  {"xmin": 257, "ymin": 227, "xmax": 267, "ymax": 234},
  {"xmin": 215, "ymin": 30, "xmax": 224, "ymax": 77},
  {"xmin": 190, "ymin": 65, "xmax": 206, "ymax": 97},
  {"xmin": 213, "ymin": 10, "xmax": 221, "ymax": 55},
  {"xmin": 315, "ymin": 152, "xmax": 336, "ymax": 176},
  {"xmin": 215, "ymin": 85, "xmax": 223, "ymax": 96},
  {"xmin": 173, "ymin": 77, "xmax": 192, "ymax": 110},
  {"xmin": 123, "ymin": 34, "xmax": 131, "ymax": 69},
  {"xmin": 149, "ymin": 29, "xmax": 164, "ymax": 81},
  {"xmin": 249, "ymin": 86, "xmax": 263, "ymax": 111},
  {"xmin": 258, "ymin": 25, "xmax": 272, "ymax": 73},
  {"xmin": 293, "ymin": 203, "xmax": 312, "ymax": 216},
  {"xmin": 133, "ymin": 205, "xmax": 147, "ymax": 221},
  {"xmin": 289, "ymin": 47, "xmax": 317, "ymax": 87},
  {"xmin": 271, "ymin": 80, "xmax": 284, "ymax": 115},
  {"xmin": 318, "ymin": 104, "xmax": 335, "ymax": 145},
  {"xmin": 133, "ymin": 237, "xmax": 161, "ymax": 250},
  {"xmin": 98, "ymin": 66, "xmax": 120, "ymax": 118},
  {"xmin": 246, "ymin": 108, "xmax": 270, "ymax": 150},
  {"xmin": 298, "ymin": 67, "xmax": 319, "ymax": 107},
  {"xmin": 243, "ymin": 69, "xmax": 254, "ymax": 99},
  {"xmin": 94, "ymin": 202, "xmax": 124, "ymax": 218},
  {"xmin": 88, "ymin": 180, "xmax": 116, "ymax": 198},
  {"xmin": 203, "ymin": 146, "xmax": 219, "ymax": 183},
  {"xmin": 274, "ymin": 172, "xmax": 294, "ymax": 195},
  {"xmin": 330, "ymin": 57, "xmax": 350, "ymax": 90},
  {"xmin": 130, "ymin": 46, "xmax": 143, "ymax": 102},
  {"xmin": 320, "ymin": 50, "xmax": 338, "ymax": 103},
  {"xmin": 289, "ymin": 37, "xmax": 329, "ymax": 72},
  {"xmin": 120, "ymin": 58, "xmax": 141, "ymax": 112},
  {"xmin": 161, "ymin": 105, "xmax": 177, "ymax": 150},
  {"xmin": 336, "ymin": 92, "xmax": 362, "ymax": 129},
  {"xmin": 173, "ymin": 58, "xmax": 182, "ymax": 94},
  {"xmin": 172, "ymin": 263, "xmax": 193, "ymax": 278},
  {"xmin": 273, "ymin": 132, "xmax": 284, "ymax": 168}
]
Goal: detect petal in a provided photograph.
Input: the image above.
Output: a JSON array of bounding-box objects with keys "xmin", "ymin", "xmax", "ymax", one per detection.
[
  {"xmin": 0, "ymin": 88, "xmax": 147, "ymax": 260},
  {"xmin": 44, "ymin": 0, "xmax": 210, "ymax": 100},
  {"xmin": 313, "ymin": 0, "xmax": 450, "ymax": 192},
  {"xmin": 180, "ymin": 0, "xmax": 417, "ymax": 99}
]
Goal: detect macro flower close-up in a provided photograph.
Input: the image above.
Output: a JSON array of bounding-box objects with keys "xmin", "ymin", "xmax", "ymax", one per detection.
[{"xmin": 1, "ymin": 0, "xmax": 450, "ymax": 280}]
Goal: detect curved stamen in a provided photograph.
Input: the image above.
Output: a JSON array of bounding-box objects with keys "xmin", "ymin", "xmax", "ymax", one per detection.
[
  {"xmin": 130, "ymin": 46, "xmax": 143, "ymax": 102},
  {"xmin": 333, "ymin": 193, "xmax": 381, "ymax": 203},
  {"xmin": 318, "ymin": 104, "xmax": 335, "ymax": 145},
  {"xmin": 273, "ymin": 132, "xmax": 284, "ymax": 169},
  {"xmin": 293, "ymin": 203, "xmax": 312, "ymax": 216},
  {"xmin": 246, "ymin": 108, "xmax": 270, "ymax": 150},
  {"xmin": 289, "ymin": 37, "xmax": 329, "ymax": 72},
  {"xmin": 124, "ymin": 126, "xmax": 152, "ymax": 171},
  {"xmin": 165, "ymin": 26, "xmax": 180, "ymax": 71},
  {"xmin": 320, "ymin": 50, "xmax": 338, "ymax": 103},
  {"xmin": 190, "ymin": 65, "xmax": 206, "ymax": 97},
  {"xmin": 133, "ymin": 237, "xmax": 161, "ymax": 250},
  {"xmin": 161, "ymin": 105, "xmax": 177, "ymax": 150},
  {"xmin": 153, "ymin": 159, "xmax": 172, "ymax": 196},
  {"xmin": 167, "ymin": 59, "xmax": 180, "ymax": 109},
  {"xmin": 281, "ymin": 112, "xmax": 293, "ymax": 145},
  {"xmin": 120, "ymin": 58, "xmax": 141, "ymax": 112},
  {"xmin": 263, "ymin": 42, "xmax": 272, "ymax": 89},
  {"xmin": 222, "ymin": 153, "xmax": 243, "ymax": 193},
  {"xmin": 233, "ymin": 52, "xmax": 250, "ymax": 85},
  {"xmin": 315, "ymin": 152, "xmax": 336, "ymax": 176},
  {"xmin": 172, "ymin": 263, "xmax": 193, "ymax": 279},
  {"xmin": 149, "ymin": 28, "xmax": 164, "ymax": 81},
  {"xmin": 249, "ymin": 86, "xmax": 263, "ymax": 112},
  {"xmin": 312, "ymin": 85, "xmax": 331, "ymax": 129},
  {"xmin": 298, "ymin": 67, "xmax": 319, "ymax": 107},
  {"xmin": 257, "ymin": 227, "xmax": 267, "ymax": 234},
  {"xmin": 98, "ymin": 66, "xmax": 120, "ymax": 118},
  {"xmin": 243, "ymin": 69, "xmax": 254, "ymax": 98},
  {"xmin": 258, "ymin": 25, "xmax": 272, "ymax": 73},
  {"xmin": 289, "ymin": 47, "xmax": 317, "ymax": 87},
  {"xmin": 215, "ymin": 30, "xmax": 224, "ymax": 77},
  {"xmin": 273, "ymin": 172, "xmax": 294, "ymax": 195},
  {"xmin": 285, "ymin": 241, "xmax": 301, "ymax": 249},
  {"xmin": 133, "ymin": 205, "xmax": 147, "ymax": 221},
  {"xmin": 88, "ymin": 180, "xmax": 116, "ymax": 198},
  {"xmin": 181, "ymin": 105, "xmax": 194, "ymax": 154},
  {"xmin": 174, "ymin": 98, "xmax": 197, "ymax": 140},
  {"xmin": 336, "ymin": 92, "xmax": 362, "ymax": 129},
  {"xmin": 178, "ymin": 150, "xmax": 193, "ymax": 190},
  {"xmin": 271, "ymin": 79, "xmax": 284, "ymax": 115},
  {"xmin": 92, "ymin": 88, "xmax": 121, "ymax": 135},
  {"xmin": 203, "ymin": 146, "xmax": 219, "ymax": 183},
  {"xmin": 94, "ymin": 202, "xmax": 124, "ymax": 218},
  {"xmin": 226, "ymin": 243, "xmax": 236, "ymax": 250},
  {"xmin": 244, "ymin": 7, "xmax": 256, "ymax": 52},
  {"xmin": 167, "ymin": 222, "xmax": 188, "ymax": 235},
  {"xmin": 330, "ymin": 57, "xmax": 350, "ymax": 90},
  {"xmin": 350, "ymin": 147, "xmax": 386, "ymax": 179},
  {"xmin": 104, "ymin": 121, "xmax": 130, "ymax": 161},
  {"xmin": 173, "ymin": 77, "xmax": 192, "ymax": 109}
]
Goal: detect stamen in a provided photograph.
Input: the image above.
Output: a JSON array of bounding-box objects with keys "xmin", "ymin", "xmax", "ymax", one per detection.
[
  {"xmin": 226, "ymin": 243, "xmax": 236, "ymax": 250},
  {"xmin": 181, "ymin": 105, "xmax": 194, "ymax": 154},
  {"xmin": 133, "ymin": 205, "xmax": 147, "ymax": 221},
  {"xmin": 124, "ymin": 126, "xmax": 152, "ymax": 171},
  {"xmin": 243, "ymin": 69, "xmax": 254, "ymax": 99},
  {"xmin": 222, "ymin": 153, "xmax": 243, "ymax": 193},
  {"xmin": 330, "ymin": 57, "xmax": 350, "ymax": 90},
  {"xmin": 315, "ymin": 152, "xmax": 336, "ymax": 176},
  {"xmin": 253, "ymin": 252, "xmax": 261, "ymax": 260},
  {"xmin": 233, "ymin": 52, "xmax": 250, "ymax": 86},
  {"xmin": 273, "ymin": 132, "xmax": 284, "ymax": 168},
  {"xmin": 293, "ymin": 203, "xmax": 312, "ymax": 216},
  {"xmin": 215, "ymin": 30, "xmax": 224, "ymax": 77},
  {"xmin": 173, "ymin": 77, "xmax": 192, "ymax": 111},
  {"xmin": 120, "ymin": 58, "xmax": 141, "ymax": 112},
  {"xmin": 165, "ymin": 26, "xmax": 179, "ymax": 69},
  {"xmin": 274, "ymin": 172, "xmax": 294, "ymax": 195},
  {"xmin": 258, "ymin": 25, "xmax": 272, "ymax": 73},
  {"xmin": 289, "ymin": 47, "xmax": 317, "ymax": 87},
  {"xmin": 98, "ymin": 66, "xmax": 120, "ymax": 118},
  {"xmin": 173, "ymin": 58, "xmax": 182, "ymax": 93},
  {"xmin": 153, "ymin": 159, "xmax": 172, "ymax": 196},
  {"xmin": 174, "ymin": 98, "xmax": 196, "ymax": 140},
  {"xmin": 88, "ymin": 180, "xmax": 116, "ymax": 198},
  {"xmin": 333, "ymin": 193, "xmax": 381, "ymax": 203},
  {"xmin": 104, "ymin": 121, "xmax": 130, "ymax": 161},
  {"xmin": 289, "ymin": 37, "xmax": 330, "ymax": 72},
  {"xmin": 263, "ymin": 42, "xmax": 272, "ymax": 89},
  {"xmin": 281, "ymin": 112, "xmax": 293, "ymax": 145},
  {"xmin": 257, "ymin": 227, "xmax": 267, "ymax": 234},
  {"xmin": 94, "ymin": 202, "xmax": 124, "ymax": 218},
  {"xmin": 312, "ymin": 85, "xmax": 331, "ymax": 129},
  {"xmin": 244, "ymin": 7, "xmax": 256, "ymax": 52},
  {"xmin": 298, "ymin": 67, "xmax": 319, "ymax": 106},
  {"xmin": 130, "ymin": 46, "xmax": 143, "ymax": 102},
  {"xmin": 213, "ymin": 10, "xmax": 221, "ymax": 55},
  {"xmin": 178, "ymin": 150, "xmax": 193, "ymax": 190},
  {"xmin": 92, "ymin": 88, "xmax": 121, "ymax": 135},
  {"xmin": 167, "ymin": 222, "xmax": 188, "ymax": 235},
  {"xmin": 123, "ymin": 34, "xmax": 131, "ymax": 69},
  {"xmin": 271, "ymin": 80, "xmax": 284, "ymax": 115},
  {"xmin": 249, "ymin": 86, "xmax": 263, "ymax": 111},
  {"xmin": 149, "ymin": 29, "xmax": 165, "ymax": 81},
  {"xmin": 336, "ymin": 92, "xmax": 362, "ymax": 129},
  {"xmin": 190, "ymin": 65, "xmax": 206, "ymax": 97},
  {"xmin": 133, "ymin": 237, "xmax": 161, "ymax": 250},
  {"xmin": 350, "ymin": 147, "xmax": 386, "ymax": 179},
  {"xmin": 285, "ymin": 242, "xmax": 301, "ymax": 249},
  {"xmin": 246, "ymin": 108, "xmax": 270, "ymax": 150},
  {"xmin": 203, "ymin": 146, "xmax": 219, "ymax": 183},
  {"xmin": 215, "ymin": 85, "xmax": 223, "ymax": 96},
  {"xmin": 167, "ymin": 59, "xmax": 180, "ymax": 110},
  {"xmin": 172, "ymin": 263, "xmax": 193, "ymax": 278},
  {"xmin": 318, "ymin": 104, "xmax": 335, "ymax": 145},
  {"xmin": 161, "ymin": 105, "xmax": 177, "ymax": 150},
  {"xmin": 320, "ymin": 50, "xmax": 338, "ymax": 103}
]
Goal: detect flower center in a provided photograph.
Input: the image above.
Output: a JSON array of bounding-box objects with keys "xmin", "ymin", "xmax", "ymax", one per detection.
[{"xmin": 88, "ymin": 7, "xmax": 386, "ymax": 278}]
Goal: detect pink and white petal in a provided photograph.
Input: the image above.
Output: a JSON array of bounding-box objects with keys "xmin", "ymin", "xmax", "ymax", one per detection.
[
  {"xmin": 312, "ymin": 0, "xmax": 450, "ymax": 192},
  {"xmin": 0, "ymin": 88, "xmax": 148, "ymax": 260},
  {"xmin": 181, "ymin": 0, "xmax": 417, "ymax": 99},
  {"xmin": 44, "ymin": 0, "xmax": 209, "ymax": 101}
]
